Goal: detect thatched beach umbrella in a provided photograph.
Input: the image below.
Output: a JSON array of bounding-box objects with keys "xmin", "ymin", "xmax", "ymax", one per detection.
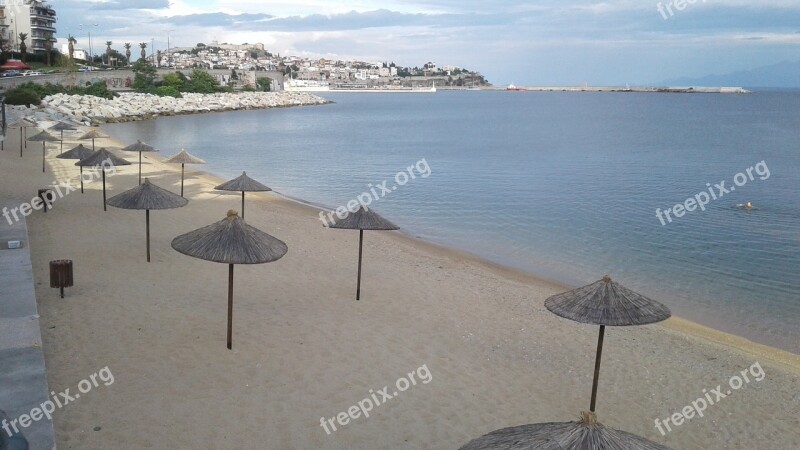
[
  {"xmin": 545, "ymin": 276, "xmax": 671, "ymax": 412},
  {"xmin": 214, "ymin": 171, "xmax": 271, "ymax": 219},
  {"xmin": 325, "ymin": 206, "xmax": 399, "ymax": 300},
  {"xmin": 9, "ymin": 118, "xmax": 36, "ymax": 157},
  {"xmin": 75, "ymin": 148, "xmax": 131, "ymax": 211},
  {"xmin": 27, "ymin": 130, "xmax": 61, "ymax": 173},
  {"xmin": 121, "ymin": 140, "xmax": 159, "ymax": 185},
  {"xmin": 78, "ymin": 128, "xmax": 109, "ymax": 152},
  {"xmin": 49, "ymin": 121, "xmax": 79, "ymax": 153},
  {"xmin": 108, "ymin": 178, "xmax": 188, "ymax": 262},
  {"xmin": 460, "ymin": 411, "xmax": 670, "ymax": 450},
  {"xmin": 164, "ymin": 149, "xmax": 206, "ymax": 197},
  {"xmin": 171, "ymin": 210, "xmax": 288, "ymax": 349},
  {"xmin": 58, "ymin": 144, "xmax": 95, "ymax": 193}
]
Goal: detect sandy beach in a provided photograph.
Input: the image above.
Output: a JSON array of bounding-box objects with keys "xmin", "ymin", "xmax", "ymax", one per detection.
[{"xmin": 1, "ymin": 118, "xmax": 798, "ymax": 449}]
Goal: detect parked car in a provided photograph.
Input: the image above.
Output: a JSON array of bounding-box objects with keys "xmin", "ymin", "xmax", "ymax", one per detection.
[{"xmin": 1, "ymin": 70, "xmax": 20, "ymax": 77}]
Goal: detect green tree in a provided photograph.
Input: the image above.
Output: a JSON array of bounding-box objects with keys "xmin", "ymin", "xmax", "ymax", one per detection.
[
  {"xmin": 161, "ymin": 72, "xmax": 185, "ymax": 91},
  {"xmin": 18, "ymin": 33, "xmax": 28, "ymax": 62},
  {"xmin": 132, "ymin": 59, "xmax": 157, "ymax": 92},
  {"xmin": 67, "ymin": 35, "xmax": 77, "ymax": 60},
  {"xmin": 139, "ymin": 42, "xmax": 147, "ymax": 61},
  {"xmin": 256, "ymin": 78, "xmax": 271, "ymax": 92},
  {"xmin": 43, "ymin": 32, "xmax": 54, "ymax": 66},
  {"xmin": 124, "ymin": 43, "xmax": 132, "ymax": 66},
  {"xmin": 186, "ymin": 69, "xmax": 219, "ymax": 93},
  {"xmin": 105, "ymin": 41, "xmax": 112, "ymax": 65}
]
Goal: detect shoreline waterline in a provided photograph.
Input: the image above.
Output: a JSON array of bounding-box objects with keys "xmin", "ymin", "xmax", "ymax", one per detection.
[{"xmin": 96, "ymin": 129, "xmax": 797, "ymax": 363}]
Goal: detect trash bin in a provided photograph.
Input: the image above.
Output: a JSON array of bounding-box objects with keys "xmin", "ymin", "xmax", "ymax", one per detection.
[
  {"xmin": 49, "ymin": 260, "xmax": 73, "ymax": 298},
  {"xmin": 38, "ymin": 189, "xmax": 54, "ymax": 213}
]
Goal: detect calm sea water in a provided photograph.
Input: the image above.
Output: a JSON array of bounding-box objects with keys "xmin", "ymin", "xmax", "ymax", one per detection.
[{"xmin": 103, "ymin": 91, "xmax": 800, "ymax": 353}]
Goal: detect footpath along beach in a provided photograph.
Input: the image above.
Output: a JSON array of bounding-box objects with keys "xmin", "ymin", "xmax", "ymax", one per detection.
[{"xmin": 1, "ymin": 96, "xmax": 799, "ymax": 449}]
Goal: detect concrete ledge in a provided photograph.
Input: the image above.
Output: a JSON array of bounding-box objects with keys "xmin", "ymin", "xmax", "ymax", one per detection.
[{"xmin": 0, "ymin": 201, "xmax": 56, "ymax": 450}]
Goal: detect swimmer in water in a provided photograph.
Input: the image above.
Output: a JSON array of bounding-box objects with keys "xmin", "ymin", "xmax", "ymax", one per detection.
[{"xmin": 737, "ymin": 201, "xmax": 753, "ymax": 209}]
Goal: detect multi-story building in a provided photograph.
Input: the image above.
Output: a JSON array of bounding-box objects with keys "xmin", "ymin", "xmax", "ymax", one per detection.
[{"xmin": 0, "ymin": 0, "xmax": 57, "ymax": 54}]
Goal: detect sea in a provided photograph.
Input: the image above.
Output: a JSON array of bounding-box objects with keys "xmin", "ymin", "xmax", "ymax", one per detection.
[{"xmin": 103, "ymin": 90, "xmax": 800, "ymax": 354}]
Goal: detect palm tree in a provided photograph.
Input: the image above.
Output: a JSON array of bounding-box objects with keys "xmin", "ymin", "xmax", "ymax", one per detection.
[
  {"xmin": 43, "ymin": 32, "xmax": 53, "ymax": 66},
  {"xmin": 124, "ymin": 42, "xmax": 132, "ymax": 66},
  {"xmin": 139, "ymin": 42, "xmax": 147, "ymax": 61},
  {"xmin": 105, "ymin": 41, "xmax": 112, "ymax": 65},
  {"xmin": 156, "ymin": 50, "xmax": 162, "ymax": 67},
  {"xmin": 18, "ymin": 33, "xmax": 28, "ymax": 62},
  {"xmin": 68, "ymin": 35, "xmax": 76, "ymax": 60}
]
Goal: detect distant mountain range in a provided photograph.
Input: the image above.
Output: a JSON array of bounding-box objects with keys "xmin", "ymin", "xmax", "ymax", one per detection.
[{"xmin": 660, "ymin": 60, "xmax": 800, "ymax": 88}]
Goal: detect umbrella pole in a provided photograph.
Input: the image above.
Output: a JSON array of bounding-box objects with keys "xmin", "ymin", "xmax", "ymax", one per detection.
[
  {"xmin": 60, "ymin": 130, "xmax": 64, "ymax": 154},
  {"xmin": 42, "ymin": 142, "xmax": 46, "ymax": 173},
  {"xmin": 138, "ymin": 151, "xmax": 142, "ymax": 185},
  {"xmin": 19, "ymin": 129, "xmax": 23, "ymax": 157},
  {"xmin": 589, "ymin": 325, "xmax": 606, "ymax": 412},
  {"xmin": 181, "ymin": 163, "xmax": 185, "ymax": 197},
  {"xmin": 80, "ymin": 166, "xmax": 84, "ymax": 193},
  {"xmin": 146, "ymin": 209, "xmax": 151, "ymax": 262},
  {"xmin": 227, "ymin": 264, "xmax": 234, "ymax": 350},
  {"xmin": 24, "ymin": 127, "xmax": 26, "ymax": 148},
  {"xmin": 102, "ymin": 170, "xmax": 107, "ymax": 212},
  {"xmin": 356, "ymin": 229, "xmax": 364, "ymax": 300},
  {"xmin": 241, "ymin": 191, "xmax": 245, "ymax": 219}
]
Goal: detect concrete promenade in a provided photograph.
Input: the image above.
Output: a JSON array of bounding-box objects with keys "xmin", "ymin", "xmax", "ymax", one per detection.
[{"xmin": 0, "ymin": 200, "xmax": 56, "ymax": 450}]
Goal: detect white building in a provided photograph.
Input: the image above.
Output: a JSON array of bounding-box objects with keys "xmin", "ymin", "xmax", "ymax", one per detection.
[
  {"xmin": 60, "ymin": 43, "xmax": 86, "ymax": 61},
  {"xmin": 0, "ymin": 1, "xmax": 57, "ymax": 54}
]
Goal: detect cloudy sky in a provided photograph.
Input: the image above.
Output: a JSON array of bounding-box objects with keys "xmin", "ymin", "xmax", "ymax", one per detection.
[{"xmin": 55, "ymin": 0, "xmax": 800, "ymax": 85}]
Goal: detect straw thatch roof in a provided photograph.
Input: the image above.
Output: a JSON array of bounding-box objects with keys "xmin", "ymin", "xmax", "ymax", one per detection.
[
  {"xmin": 9, "ymin": 118, "xmax": 36, "ymax": 128},
  {"xmin": 172, "ymin": 210, "xmax": 287, "ymax": 264},
  {"xmin": 27, "ymin": 130, "xmax": 61, "ymax": 142},
  {"xmin": 215, "ymin": 171, "xmax": 271, "ymax": 192},
  {"xmin": 165, "ymin": 149, "xmax": 206, "ymax": 165},
  {"xmin": 460, "ymin": 412, "xmax": 670, "ymax": 450},
  {"xmin": 545, "ymin": 276, "xmax": 671, "ymax": 327},
  {"xmin": 79, "ymin": 128, "xmax": 109, "ymax": 140},
  {"xmin": 107, "ymin": 178, "xmax": 189, "ymax": 210},
  {"xmin": 326, "ymin": 206, "xmax": 399, "ymax": 231},
  {"xmin": 57, "ymin": 144, "xmax": 95, "ymax": 160},
  {"xmin": 75, "ymin": 148, "xmax": 131, "ymax": 167},
  {"xmin": 122, "ymin": 140, "xmax": 158, "ymax": 153},
  {"xmin": 50, "ymin": 121, "xmax": 78, "ymax": 132}
]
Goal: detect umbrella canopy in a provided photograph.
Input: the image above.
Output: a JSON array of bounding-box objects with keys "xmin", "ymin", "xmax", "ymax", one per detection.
[
  {"xmin": 75, "ymin": 148, "xmax": 131, "ymax": 211},
  {"xmin": 172, "ymin": 210, "xmax": 288, "ymax": 349},
  {"xmin": 59, "ymin": 145, "xmax": 96, "ymax": 193},
  {"xmin": 165, "ymin": 149, "xmax": 207, "ymax": 197},
  {"xmin": 121, "ymin": 140, "xmax": 159, "ymax": 185},
  {"xmin": 58, "ymin": 144, "xmax": 95, "ymax": 160},
  {"xmin": 27, "ymin": 130, "xmax": 61, "ymax": 173},
  {"xmin": 326, "ymin": 206, "xmax": 400, "ymax": 231},
  {"xmin": 78, "ymin": 128, "xmax": 109, "ymax": 151},
  {"xmin": 214, "ymin": 171, "xmax": 272, "ymax": 219},
  {"xmin": 460, "ymin": 412, "xmax": 670, "ymax": 450},
  {"xmin": 165, "ymin": 149, "xmax": 207, "ymax": 165},
  {"xmin": 9, "ymin": 118, "xmax": 37, "ymax": 157},
  {"xmin": 50, "ymin": 121, "xmax": 79, "ymax": 153},
  {"xmin": 324, "ymin": 206, "xmax": 399, "ymax": 300},
  {"xmin": 108, "ymin": 178, "xmax": 188, "ymax": 262},
  {"xmin": 50, "ymin": 121, "xmax": 79, "ymax": 132},
  {"xmin": 545, "ymin": 276, "xmax": 671, "ymax": 326},
  {"xmin": 545, "ymin": 276, "xmax": 671, "ymax": 412},
  {"xmin": 1, "ymin": 59, "xmax": 32, "ymax": 70}
]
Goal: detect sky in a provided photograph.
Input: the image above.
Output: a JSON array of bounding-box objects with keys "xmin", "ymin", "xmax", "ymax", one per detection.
[{"xmin": 53, "ymin": 0, "xmax": 800, "ymax": 86}]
